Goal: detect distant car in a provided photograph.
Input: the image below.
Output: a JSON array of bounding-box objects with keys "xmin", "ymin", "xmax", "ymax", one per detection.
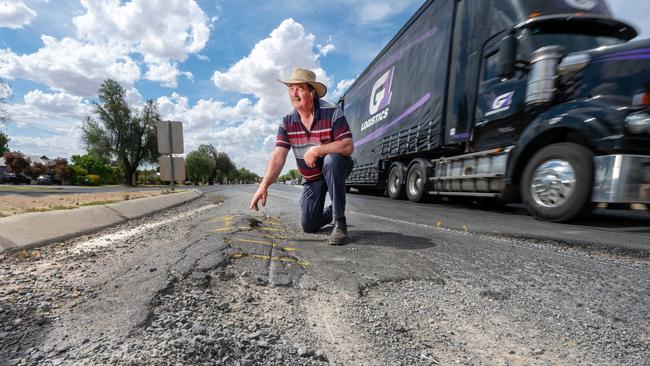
[
  {"xmin": 1, "ymin": 173, "xmax": 32, "ymax": 185},
  {"xmin": 36, "ymin": 175, "xmax": 62, "ymax": 185}
]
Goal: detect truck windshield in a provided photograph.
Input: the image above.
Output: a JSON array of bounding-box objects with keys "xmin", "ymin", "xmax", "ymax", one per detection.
[
  {"xmin": 522, "ymin": 17, "xmax": 634, "ymax": 54},
  {"xmin": 530, "ymin": 32, "xmax": 626, "ymax": 54}
]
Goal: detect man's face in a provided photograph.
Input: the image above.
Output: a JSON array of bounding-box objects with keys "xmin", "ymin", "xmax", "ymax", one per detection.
[{"xmin": 288, "ymin": 83, "xmax": 313, "ymax": 110}]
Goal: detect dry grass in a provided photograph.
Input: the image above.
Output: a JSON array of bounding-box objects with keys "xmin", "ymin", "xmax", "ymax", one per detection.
[{"xmin": 0, "ymin": 191, "xmax": 164, "ymax": 217}]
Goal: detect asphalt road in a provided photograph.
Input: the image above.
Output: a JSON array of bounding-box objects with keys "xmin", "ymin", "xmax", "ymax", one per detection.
[{"xmin": 1, "ymin": 184, "xmax": 648, "ymax": 365}]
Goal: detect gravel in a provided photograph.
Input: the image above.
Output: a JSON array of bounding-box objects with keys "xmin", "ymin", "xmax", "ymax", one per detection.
[{"xmin": 1, "ymin": 189, "xmax": 648, "ymax": 365}]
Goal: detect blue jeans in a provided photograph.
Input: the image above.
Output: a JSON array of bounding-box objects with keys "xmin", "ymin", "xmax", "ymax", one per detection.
[{"xmin": 300, "ymin": 154, "xmax": 353, "ymax": 233}]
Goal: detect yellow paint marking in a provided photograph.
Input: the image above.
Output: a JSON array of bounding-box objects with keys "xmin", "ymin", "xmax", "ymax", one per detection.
[
  {"xmin": 236, "ymin": 239, "xmax": 299, "ymax": 252},
  {"xmin": 231, "ymin": 252, "xmax": 310, "ymax": 267},
  {"xmin": 211, "ymin": 226, "xmax": 251, "ymax": 232},
  {"xmin": 239, "ymin": 238, "xmax": 274, "ymax": 245},
  {"xmin": 211, "ymin": 215, "xmax": 238, "ymax": 222},
  {"xmin": 256, "ymin": 227, "xmax": 282, "ymax": 232},
  {"xmin": 211, "ymin": 226, "xmax": 237, "ymax": 232},
  {"xmin": 436, "ymin": 220, "xmax": 442, "ymax": 228}
]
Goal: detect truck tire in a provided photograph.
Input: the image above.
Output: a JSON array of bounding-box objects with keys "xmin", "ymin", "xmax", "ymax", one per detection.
[
  {"xmin": 521, "ymin": 142, "xmax": 594, "ymax": 222},
  {"xmin": 387, "ymin": 162, "xmax": 406, "ymax": 200},
  {"xmin": 406, "ymin": 158, "xmax": 429, "ymax": 202}
]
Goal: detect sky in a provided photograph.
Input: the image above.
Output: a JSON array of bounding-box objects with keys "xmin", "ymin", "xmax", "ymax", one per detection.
[{"xmin": 0, "ymin": 0, "xmax": 648, "ymax": 175}]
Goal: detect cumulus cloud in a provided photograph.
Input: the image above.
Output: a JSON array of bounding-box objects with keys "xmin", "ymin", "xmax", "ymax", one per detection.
[
  {"xmin": 212, "ymin": 18, "xmax": 332, "ymax": 117},
  {"xmin": 0, "ymin": 79, "xmax": 11, "ymax": 99},
  {"xmin": 0, "ymin": 1, "xmax": 36, "ymax": 29},
  {"xmin": 23, "ymin": 90, "xmax": 92, "ymax": 118},
  {"xmin": 318, "ymin": 43, "xmax": 335, "ymax": 57},
  {"xmin": 7, "ymin": 134, "xmax": 85, "ymax": 158},
  {"xmin": 157, "ymin": 92, "xmax": 255, "ymax": 131},
  {"xmin": 0, "ymin": 36, "xmax": 140, "ymax": 96},
  {"xmin": 145, "ymin": 60, "xmax": 192, "ymax": 88},
  {"xmin": 73, "ymin": 0, "xmax": 210, "ymax": 62},
  {"xmin": 328, "ymin": 78, "xmax": 355, "ymax": 102},
  {"xmin": 5, "ymin": 89, "xmax": 90, "ymax": 158}
]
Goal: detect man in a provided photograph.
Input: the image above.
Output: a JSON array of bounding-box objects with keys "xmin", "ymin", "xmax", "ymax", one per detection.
[{"xmin": 250, "ymin": 67, "xmax": 354, "ymax": 245}]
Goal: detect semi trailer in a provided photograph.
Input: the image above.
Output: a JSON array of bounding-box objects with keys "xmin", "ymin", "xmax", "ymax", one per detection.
[{"xmin": 342, "ymin": 0, "xmax": 650, "ymax": 221}]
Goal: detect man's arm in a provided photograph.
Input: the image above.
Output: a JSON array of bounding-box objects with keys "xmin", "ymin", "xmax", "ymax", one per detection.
[
  {"xmin": 250, "ymin": 147, "xmax": 289, "ymax": 210},
  {"xmin": 303, "ymin": 138, "xmax": 354, "ymax": 167}
]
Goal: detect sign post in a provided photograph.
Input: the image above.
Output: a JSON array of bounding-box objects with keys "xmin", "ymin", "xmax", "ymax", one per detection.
[{"xmin": 156, "ymin": 121, "xmax": 185, "ymax": 191}]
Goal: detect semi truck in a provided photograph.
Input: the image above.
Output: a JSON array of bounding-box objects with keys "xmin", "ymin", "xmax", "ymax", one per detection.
[{"xmin": 342, "ymin": 0, "xmax": 650, "ymax": 222}]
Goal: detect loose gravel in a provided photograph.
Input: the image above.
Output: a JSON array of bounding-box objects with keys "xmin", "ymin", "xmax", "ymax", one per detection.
[{"xmin": 1, "ymin": 189, "xmax": 648, "ymax": 365}]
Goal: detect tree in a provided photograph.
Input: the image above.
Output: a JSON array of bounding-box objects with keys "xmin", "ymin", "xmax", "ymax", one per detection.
[
  {"xmin": 2, "ymin": 151, "xmax": 30, "ymax": 175},
  {"xmin": 52, "ymin": 158, "xmax": 73, "ymax": 184},
  {"xmin": 81, "ymin": 79, "xmax": 159, "ymax": 186},
  {"xmin": 0, "ymin": 132, "xmax": 9, "ymax": 155},
  {"xmin": 24, "ymin": 162, "xmax": 47, "ymax": 180},
  {"xmin": 197, "ymin": 144, "xmax": 219, "ymax": 183},
  {"xmin": 185, "ymin": 149, "xmax": 214, "ymax": 184},
  {"xmin": 215, "ymin": 152, "xmax": 236, "ymax": 184},
  {"xmin": 278, "ymin": 169, "xmax": 300, "ymax": 183},
  {"xmin": 233, "ymin": 167, "xmax": 259, "ymax": 184}
]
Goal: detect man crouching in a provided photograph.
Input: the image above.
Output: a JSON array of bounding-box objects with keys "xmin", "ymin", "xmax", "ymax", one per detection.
[{"xmin": 250, "ymin": 67, "xmax": 354, "ymax": 245}]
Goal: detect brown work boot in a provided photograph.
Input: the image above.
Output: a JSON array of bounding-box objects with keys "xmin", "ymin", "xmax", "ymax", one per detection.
[{"xmin": 328, "ymin": 218, "xmax": 347, "ymax": 245}]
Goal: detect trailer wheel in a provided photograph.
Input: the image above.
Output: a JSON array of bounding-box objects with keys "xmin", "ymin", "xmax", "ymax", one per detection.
[
  {"xmin": 521, "ymin": 142, "xmax": 594, "ymax": 222},
  {"xmin": 406, "ymin": 159, "xmax": 429, "ymax": 202},
  {"xmin": 387, "ymin": 162, "xmax": 406, "ymax": 200}
]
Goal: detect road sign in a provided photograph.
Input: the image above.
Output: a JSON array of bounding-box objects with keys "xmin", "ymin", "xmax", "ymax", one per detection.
[
  {"xmin": 159, "ymin": 157, "xmax": 186, "ymax": 182},
  {"xmin": 156, "ymin": 121, "xmax": 184, "ymax": 154}
]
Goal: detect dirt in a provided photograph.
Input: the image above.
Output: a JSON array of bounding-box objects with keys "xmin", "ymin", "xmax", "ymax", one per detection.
[{"xmin": 0, "ymin": 190, "xmax": 167, "ymax": 216}]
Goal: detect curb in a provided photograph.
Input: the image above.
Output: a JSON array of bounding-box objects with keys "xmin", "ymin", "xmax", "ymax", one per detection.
[{"xmin": 0, "ymin": 189, "xmax": 203, "ymax": 253}]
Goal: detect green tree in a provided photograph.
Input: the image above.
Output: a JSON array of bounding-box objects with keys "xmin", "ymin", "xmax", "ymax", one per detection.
[
  {"xmin": 278, "ymin": 168, "xmax": 300, "ymax": 183},
  {"xmin": 185, "ymin": 149, "xmax": 214, "ymax": 184},
  {"xmin": 233, "ymin": 167, "xmax": 259, "ymax": 184},
  {"xmin": 81, "ymin": 79, "xmax": 159, "ymax": 186},
  {"xmin": 197, "ymin": 144, "xmax": 219, "ymax": 183},
  {"xmin": 0, "ymin": 132, "xmax": 9, "ymax": 155},
  {"xmin": 215, "ymin": 152, "xmax": 236, "ymax": 184}
]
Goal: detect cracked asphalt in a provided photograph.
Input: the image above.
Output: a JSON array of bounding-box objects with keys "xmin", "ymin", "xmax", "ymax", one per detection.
[{"xmin": 1, "ymin": 184, "xmax": 649, "ymax": 365}]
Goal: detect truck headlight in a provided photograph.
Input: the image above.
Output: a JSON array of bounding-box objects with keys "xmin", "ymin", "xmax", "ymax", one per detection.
[{"xmin": 625, "ymin": 111, "xmax": 650, "ymax": 134}]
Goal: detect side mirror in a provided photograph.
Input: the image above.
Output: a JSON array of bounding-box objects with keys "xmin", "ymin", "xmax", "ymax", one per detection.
[{"xmin": 497, "ymin": 34, "xmax": 517, "ymax": 79}]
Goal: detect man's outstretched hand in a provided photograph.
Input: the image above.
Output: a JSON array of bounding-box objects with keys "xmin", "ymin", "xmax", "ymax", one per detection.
[{"xmin": 250, "ymin": 187, "xmax": 268, "ymax": 211}]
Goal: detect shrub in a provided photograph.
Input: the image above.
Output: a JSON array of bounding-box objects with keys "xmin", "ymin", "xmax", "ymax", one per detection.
[{"xmin": 85, "ymin": 174, "xmax": 102, "ymax": 186}]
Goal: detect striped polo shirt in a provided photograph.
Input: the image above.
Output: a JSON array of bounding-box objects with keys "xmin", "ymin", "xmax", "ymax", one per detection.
[{"xmin": 276, "ymin": 99, "xmax": 353, "ymax": 181}]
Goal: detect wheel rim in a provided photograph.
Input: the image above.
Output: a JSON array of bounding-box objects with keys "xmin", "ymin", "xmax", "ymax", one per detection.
[
  {"xmin": 407, "ymin": 168, "xmax": 423, "ymax": 197},
  {"xmin": 530, "ymin": 159, "xmax": 576, "ymax": 208},
  {"xmin": 389, "ymin": 168, "xmax": 400, "ymax": 195}
]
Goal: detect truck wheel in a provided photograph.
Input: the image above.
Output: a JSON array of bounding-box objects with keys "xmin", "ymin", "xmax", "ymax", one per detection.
[
  {"xmin": 406, "ymin": 159, "xmax": 429, "ymax": 202},
  {"xmin": 387, "ymin": 162, "xmax": 406, "ymax": 200},
  {"xmin": 521, "ymin": 142, "xmax": 594, "ymax": 222}
]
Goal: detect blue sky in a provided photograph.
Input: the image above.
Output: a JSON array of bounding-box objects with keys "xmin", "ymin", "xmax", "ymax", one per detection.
[{"xmin": 0, "ymin": 0, "xmax": 648, "ymax": 175}]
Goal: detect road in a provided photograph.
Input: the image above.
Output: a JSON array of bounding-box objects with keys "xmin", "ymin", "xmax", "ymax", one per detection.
[{"xmin": 1, "ymin": 184, "xmax": 648, "ymax": 365}]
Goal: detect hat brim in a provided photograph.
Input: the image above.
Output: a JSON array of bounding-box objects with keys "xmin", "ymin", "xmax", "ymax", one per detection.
[{"xmin": 279, "ymin": 79, "xmax": 327, "ymax": 98}]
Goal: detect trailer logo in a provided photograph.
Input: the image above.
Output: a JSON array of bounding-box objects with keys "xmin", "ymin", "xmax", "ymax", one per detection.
[
  {"xmin": 369, "ymin": 67, "xmax": 394, "ymax": 115},
  {"xmin": 563, "ymin": 0, "xmax": 598, "ymax": 10},
  {"xmin": 485, "ymin": 91, "xmax": 514, "ymax": 117},
  {"xmin": 361, "ymin": 67, "xmax": 394, "ymax": 131}
]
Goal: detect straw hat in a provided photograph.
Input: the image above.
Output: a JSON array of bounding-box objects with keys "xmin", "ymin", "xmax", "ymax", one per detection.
[{"xmin": 279, "ymin": 67, "xmax": 327, "ymax": 98}]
